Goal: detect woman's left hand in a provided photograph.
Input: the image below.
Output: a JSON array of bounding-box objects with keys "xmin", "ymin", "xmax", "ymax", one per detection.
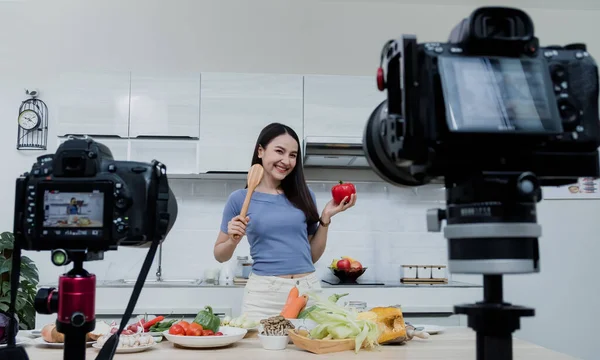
[{"xmin": 322, "ymin": 193, "xmax": 357, "ymax": 222}]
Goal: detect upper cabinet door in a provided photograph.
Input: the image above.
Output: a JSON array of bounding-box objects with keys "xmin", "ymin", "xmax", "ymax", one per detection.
[
  {"xmin": 198, "ymin": 73, "xmax": 303, "ymax": 173},
  {"xmin": 303, "ymin": 75, "xmax": 386, "ymax": 138},
  {"xmin": 55, "ymin": 72, "xmax": 131, "ymax": 138},
  {"xmin": 129, "ymin": 72, "xmax": 201, "ymax": 139}
]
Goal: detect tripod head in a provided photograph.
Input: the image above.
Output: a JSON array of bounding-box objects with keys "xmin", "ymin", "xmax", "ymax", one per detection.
[{"xmin": 34, "ymin": 250, "xmax": 98, "ymax": 360}]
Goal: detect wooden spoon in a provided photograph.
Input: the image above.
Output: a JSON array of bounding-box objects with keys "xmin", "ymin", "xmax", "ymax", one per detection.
[{"xmin": 233, "ymin": 164, "xmax": 264, "ymax": 241}]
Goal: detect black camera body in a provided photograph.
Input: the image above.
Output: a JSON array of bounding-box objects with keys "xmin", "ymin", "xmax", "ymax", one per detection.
[
  {"xmin": 14, "ymin": 137, "xmax": 177, "ymax": 253},
  {"xmin": 365, "ymin": 7, "xmax": 600, "ymax": 187}
]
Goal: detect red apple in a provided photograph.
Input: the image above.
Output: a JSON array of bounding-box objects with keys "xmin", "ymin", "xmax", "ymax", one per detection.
[
  {"xmin": 350, "ymin": 261, "xmax": 363, "ymax": 271},
  {"xmin": 336, "ymin": 259, "xmax": 351, "ymax": 270}
]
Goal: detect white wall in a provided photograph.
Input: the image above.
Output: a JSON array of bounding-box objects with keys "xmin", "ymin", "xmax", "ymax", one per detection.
[{"xmin": 0, "ymin": 0, "xmax": 598, "ymax": 359}]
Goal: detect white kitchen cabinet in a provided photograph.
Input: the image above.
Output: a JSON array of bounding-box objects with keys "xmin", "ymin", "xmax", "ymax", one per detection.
[
  {"xmin": 129, "ymin": 139, "xmax": 199, "ymax": 175},
  {"xmin": 55, "ymin": 71, "xmax": 131, "ymax": 138},
  {"xmin": 57, "ymin": 137, "xmax": 130, "ymax": 161},
  {"xmin": 303, "ymin": 75, "xmax": 386, "ymax": 138},
  {"xmin": 129, "ymin": 72, "xmax": 201, "ymax": 138},
  {"xmin": 198, "ymin": 72, "xmax": 303, "ymax": 173}
]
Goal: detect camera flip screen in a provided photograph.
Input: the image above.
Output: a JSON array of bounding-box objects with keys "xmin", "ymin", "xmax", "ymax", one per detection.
[
  {"xmin": 438, "ymin": 56, "xmax": 562, "ymax": 134},
  {"xmin": 34, "ymin": 181, "xmax": 114, "ymax": 242},
  {"xmin": 42, "ymin": 190, "xmax": 105, "ymax": 237}
]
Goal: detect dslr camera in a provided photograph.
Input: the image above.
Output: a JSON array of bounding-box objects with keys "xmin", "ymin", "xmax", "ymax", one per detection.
[
  {"xmin": 15, "ymin": 136, "xmax": 178, "ymax": 253},
  {"xmin": 365, "ymin": 7, "xmax": 600, "ymax": 187},
  {"xmin": 363, "ymin": 6, "xmax": 599, "ymax": 359},
  {"xmin": 9, "ymin": 136, "xmax": 178, "ymax": 360}
]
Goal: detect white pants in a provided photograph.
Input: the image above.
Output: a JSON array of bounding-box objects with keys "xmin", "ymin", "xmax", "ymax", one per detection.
[{"xmin": 241, "ymin": 272, "xmax": 323, "ymax": 321}]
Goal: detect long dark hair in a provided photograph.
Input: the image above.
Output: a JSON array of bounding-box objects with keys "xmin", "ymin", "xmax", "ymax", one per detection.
[{"xmin": 249, "ymin": 123, "xmax": 320, "ymax": 228}]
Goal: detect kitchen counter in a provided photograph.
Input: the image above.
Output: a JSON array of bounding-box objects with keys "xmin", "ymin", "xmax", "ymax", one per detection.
[
  {"xmin": 35, "ymin": 280, "xmax": 486, "ymax": 329},
  {"xmin": 18, "ymin": 327, "xmax": 575, "ymax": 359},
  {"xmin": 68, "ymin": 279, "xmax": 481, "ymax": 289}
]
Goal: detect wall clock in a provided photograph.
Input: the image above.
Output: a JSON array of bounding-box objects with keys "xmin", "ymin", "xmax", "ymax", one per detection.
[
  {"xmin": 18, "ymin": 109, "xmax": 41, "ymax": 131},
  {"xmin": 17, "ymin": 89, "xmax": 49, "ymax": 150}
]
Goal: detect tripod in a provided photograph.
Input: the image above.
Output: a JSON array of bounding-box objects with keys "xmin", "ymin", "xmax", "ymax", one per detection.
[
  {"xmin": 35, "ymin": 250, "xmax": 97, "ymax": 360},
  {"xmin": 427, "ymin": 172, "xmax": 539, "ymax": 360}
]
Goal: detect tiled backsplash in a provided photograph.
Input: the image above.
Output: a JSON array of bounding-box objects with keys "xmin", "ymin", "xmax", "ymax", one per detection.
[{"xmin": 30, "ymin": 176, "xmax": 451, "ymax": 285}]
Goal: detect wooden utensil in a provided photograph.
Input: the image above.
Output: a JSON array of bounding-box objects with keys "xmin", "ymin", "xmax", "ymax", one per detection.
[{"xmin": 233, "ymin": 164, "xmax": 264, "ymax": 241}]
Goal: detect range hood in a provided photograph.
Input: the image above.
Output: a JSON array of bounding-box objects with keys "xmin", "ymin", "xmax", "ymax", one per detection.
[{"xmin": 303, "ymin": 136, "xmax": 370, "ymax": 168}]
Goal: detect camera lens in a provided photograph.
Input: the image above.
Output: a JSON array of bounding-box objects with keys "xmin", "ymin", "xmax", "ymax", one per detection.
[{"xmin": 34, "ymin": 288, "xmax": 58, "ymax": 314}]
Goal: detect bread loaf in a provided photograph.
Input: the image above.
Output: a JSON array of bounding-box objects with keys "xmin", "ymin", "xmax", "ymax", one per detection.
[
  {"xmin": 40, "ymin": 323, "xmax": 96, "ymax": 343},
  {"xmin": 41, "ymin": 324, "xmax": 64, "ymax": 343}
]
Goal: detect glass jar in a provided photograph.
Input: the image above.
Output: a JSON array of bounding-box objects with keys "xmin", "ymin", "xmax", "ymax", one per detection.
[
  {"xmin": 241, "ymin": 259, "xmax": 253, "ymax": 278},
  {"xmin": 235, "ymin": 256, "xmax": 248, "ymax": 278}
]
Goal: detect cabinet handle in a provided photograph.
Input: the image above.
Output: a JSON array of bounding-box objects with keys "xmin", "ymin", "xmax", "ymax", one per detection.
[
  {"xmin": 61, "ymin": 134, "xmax": 124, "ymax": 139},
  {"xmin": 133, "ymin": 135, "xmax": 199, "ymax": 140}
]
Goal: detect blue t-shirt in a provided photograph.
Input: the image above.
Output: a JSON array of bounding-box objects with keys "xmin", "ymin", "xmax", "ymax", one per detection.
[{"xmin": 220, "ymin": 188, "xmax": 319, "ymax": 276}]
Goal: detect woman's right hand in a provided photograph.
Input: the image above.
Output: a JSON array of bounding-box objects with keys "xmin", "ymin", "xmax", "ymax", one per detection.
[{"xmin": 228, "ymin": 215, "xmax": 249, "ymax": 243}]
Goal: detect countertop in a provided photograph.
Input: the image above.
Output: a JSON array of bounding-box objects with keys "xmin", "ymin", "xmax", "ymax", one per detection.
[
  {"xmin": 16, "ymin": 327, "xmax": 574, "ymax": 360},
  {"xmin": 43, "ymin": 279, "xmax": 480, "ymax": 289}
]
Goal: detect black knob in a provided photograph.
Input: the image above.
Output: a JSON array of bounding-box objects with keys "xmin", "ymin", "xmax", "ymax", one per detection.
[
  {"xmin": 557, "ymin": 98, "xmax": 580, "ymax": 131},
  {"xmin": 71, "ymin": 312, "xmax": 86, "ymax": 327},
  {"xmin": 116, "ymin": 198, "xmax": 127, "ymax": 209},
  {"xmin": 549, "ymin": 63, "xmax": 567, "ymax": 84},
  {"xmin": 517, "ymin": 173, "xmax": 540, "ymax": 199},
  {"xmin": 565, "ymin": 43, "xmax": 587, "ymax": 51},
  {"xmin": 34, "ymin": 288, "xmax": 58, "ymax": 314}
]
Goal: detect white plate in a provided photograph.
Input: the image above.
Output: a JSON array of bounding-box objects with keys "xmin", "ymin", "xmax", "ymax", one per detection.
[
  {"xmin": 412, "ymin": 324, "xmax": 445, "ymax": 335},
  {"xmin": 92, "ymin": 342, "xmax": 157, "ymax": 353},
  {"xmin": 27, "ymin": 330, "xmax": 42, "ymax": 338},
  {"xmin": 0, "ymin": 337, "xmax": 29, "ymax": 347},
  {"xmin": 162, "ymin": 326, "xmax": 246, "ymax": 348},
  {"xmin": 146, "ymin": 331, "xmax": 164, "ymax": 337},
  {"xmin": 33, "ymin": 337, "xmax": 95, "ymax": 347}
]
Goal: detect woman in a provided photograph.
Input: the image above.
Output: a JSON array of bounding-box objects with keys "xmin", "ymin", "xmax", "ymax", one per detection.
[
  {"xmin": 213, "ymin": 122, "xmax": 357, "ymax": 320},
  {"xmin": 66, "ymin": 197, "xmax": 80, "ymax": 225}
]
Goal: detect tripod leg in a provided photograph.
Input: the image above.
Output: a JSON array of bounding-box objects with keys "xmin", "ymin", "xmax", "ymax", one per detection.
[
  {"xmin": 63, "ymin": 330, "xmax": 87, "ymax": 360},
  {"xmin": 477, "ymin": 332, "xmax": 513, "ymax": 360}
]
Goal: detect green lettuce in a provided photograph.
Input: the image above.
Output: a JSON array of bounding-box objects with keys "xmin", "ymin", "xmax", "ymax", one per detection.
[{"xmin": 303, "ymin": 292, "xmax": 380, "ymax": 353}]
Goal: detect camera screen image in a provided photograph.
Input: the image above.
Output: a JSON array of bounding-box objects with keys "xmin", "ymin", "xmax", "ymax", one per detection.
[
  {"xmin": 42, "ymin": 191, "xmax": 104, "ymax": 228},
  {"xmin": 438, "ymin": 56, "xmax": 562, "ymax": 134}
]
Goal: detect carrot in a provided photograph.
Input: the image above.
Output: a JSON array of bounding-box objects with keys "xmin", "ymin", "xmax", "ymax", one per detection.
[
  {"xmin": 281, "ymin": 294, "xmax": 309, "ymax": 319},
  {"xmin": 284, "ymin": 286, "xmax": 299, "ymax": 308},
  {"xmin": 143, "ymin": 316, "xmax": 164, "ymax": 330}
]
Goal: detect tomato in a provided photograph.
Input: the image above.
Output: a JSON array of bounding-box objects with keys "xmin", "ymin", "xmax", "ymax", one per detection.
[
  {"xmin": 215, "ymin": 332, "xmax": 223, "ymax": 336},
  {"xmin": 202, "ymin": 329, "xmax": 214, "ymax": 336},
  {"xmin": 169, "ymin": 324, "xmax": 185, "ymax": 335},
  {"xmin": 177, "ymin": 321, "xmax": 191, "ymax": 335},
  {"xmin": 187, "ymin": 328, "xmax": 202, "ymax": 336},
  {"xmin": 189, "ymin": 323, "xmax": 203, "ymax": 332},
  {"xmin": 331, "ymin": 181, "xmax": 356, "ymax": 205}
]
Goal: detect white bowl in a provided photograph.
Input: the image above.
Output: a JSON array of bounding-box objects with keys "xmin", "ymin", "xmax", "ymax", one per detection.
[
  {"xmin": 162, "ymin": 326, "xmax": 247, "ymax": 348},
  {"xmin": 258, "ymin": 333, "xmax": 289, "ymax": 350}
]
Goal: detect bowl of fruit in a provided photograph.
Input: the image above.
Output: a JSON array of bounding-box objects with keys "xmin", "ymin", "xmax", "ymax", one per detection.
[{"xmin": 329, "ymin": 256, "xmax": 366, "ymax": 283}]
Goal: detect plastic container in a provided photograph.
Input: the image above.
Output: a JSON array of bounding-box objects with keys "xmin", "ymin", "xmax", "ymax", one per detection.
[
  {"xmin": 258, "ymin": 334, "xmax": 289, "ymax": 350},
  {"xmin": 345, "ymin": 301, "xmax": 367, "ymax": 312}
]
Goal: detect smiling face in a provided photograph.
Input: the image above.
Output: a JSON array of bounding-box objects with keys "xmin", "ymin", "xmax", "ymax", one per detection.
[{"xmin": 258, "ymin": 133, "xmax": 299, "ymax": 182}]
